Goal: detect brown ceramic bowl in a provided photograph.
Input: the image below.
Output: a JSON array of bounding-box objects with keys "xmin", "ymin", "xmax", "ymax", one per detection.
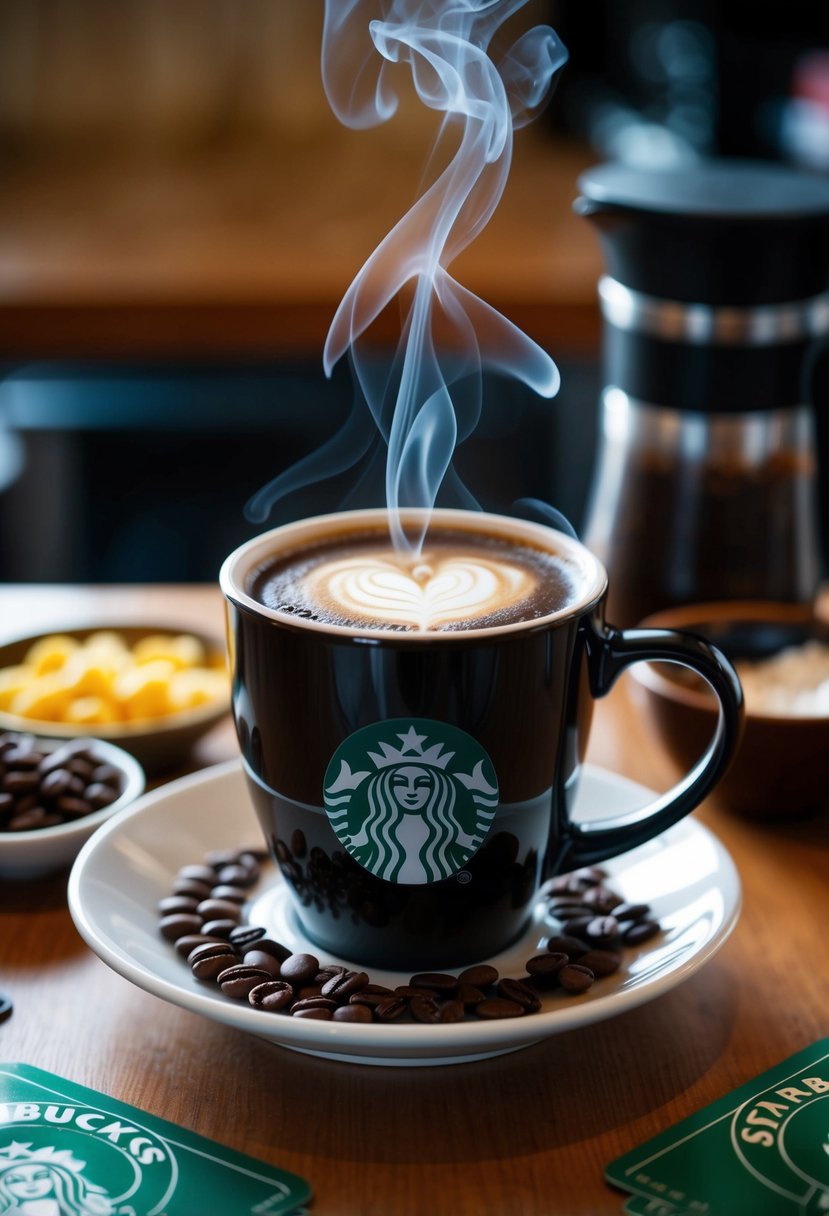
[
  {"xmin": 0, "ymin": 624, "xmax": 229, "ymax": 776},
  {"xmin": 629, "ymin": 601, "xmax": 829, "ymax": 819}
]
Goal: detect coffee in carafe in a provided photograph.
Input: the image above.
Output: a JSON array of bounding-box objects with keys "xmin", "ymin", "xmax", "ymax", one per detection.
[{"xmin": 575, "ymin": 160, "xmax": 829, "ymax": 628}]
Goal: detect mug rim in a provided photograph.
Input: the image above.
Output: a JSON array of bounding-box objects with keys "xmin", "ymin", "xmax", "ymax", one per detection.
[{"xmin": 219, "ymin": 508, "xmax": 608, "ymax": 642}]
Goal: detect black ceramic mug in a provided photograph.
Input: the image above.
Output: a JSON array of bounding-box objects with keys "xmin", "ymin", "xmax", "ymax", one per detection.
[{"xmin": 220, "ymin": 508, "xmax": 743, "ymax": 969}]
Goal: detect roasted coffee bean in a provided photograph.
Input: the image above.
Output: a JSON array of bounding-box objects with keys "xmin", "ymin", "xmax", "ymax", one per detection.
[
  {"xmin": 217, "ymin": 965, "xmax": 273, "ymax": 1000},
  {"xmin": 525, "ymin": 953, "xmax": 568, "ymax": 985},
  {"xmin": 279, "ymin": 953, "xmax": 320, "ymax": 985},
  {"xmin": 623, "ymin": 920, "xmax": 661, "ymax": 945},
  {"xmin": 562, "ymin": 916, "xmax": 595, "ymax": 937},
  {"xmin": 439, "ymin": 1000, "xmax": 465, "ymax": 1023},
  {"xmin": 3, "ymin": 771, "xmax": 40, "ymax": 794},
  {"xmin": 558, "ymin": 963, "xmax": 595, "ymax": 994},
  {"xmin": 410, "ymin": 972, "xmax": 457, "ymax": 993},
  {"xmin": 320, "ymin": 969, "xmax": 370, "ymax": 999},
  {"xmin": 349, "ymin": 986, "xmax": 394, "ymax": 1008},
  {"xmin": 410, "ymin": 994, "xmax": 442, "ymax": 1023},
  {"xmin": 457, "ymin": 964, "xmax": 498, "ymax": 989},
  {"xmin": 84, "ymin": 782, "xmax": 120, "ymax": 809},
  {"xmin": 237, "ymin": 850, "xmax": 264, "ymax": 875},
  {"xmin": 497, "ymin": 978, "xmax": 541, "ymax": 1013},
  {"xmin": 573, "ymin": 866, "xmax": 608, "ymax": 884},
  {"xmin": 90, "ymin": 763, "xmax": 122, "ymax": 786},
  {"xmin": 209, "ymin": 884, "xmax": 247, "ymax": 904},
  {"xmin": 455, "ymin": 984, "xmax": 486, "ymax": 1008},
  {"xmin": 67, "ymin": 757, "xmax": 95, "ymax": 780},
  {"xmin": 9, "ymin": 808, "xmax": 60, "ymax": 830},
  {"xmin": 290, "ymin": 829, "xmax": 307, "ymax": 858},
  {"xmin": 476, "ymin": 997, "xmax": 525, "ymax": 1019},
  {"xmin": 174, "ymin": 933, "xmax": 217, "ymax": 959},
  {"xmin": 292, "ymin": 1006, "xmax": 333, "ymax": 1020},
  {"xmin": 217, "ymin": 863, "xmax": 253, "ymax": 887},
  {"xmin": 158, "ymin": 894, "xmax": 200, "ymax": 916},
  {"xmin": 189, "ymin": 942, "xmax": 237, "ymax": 981},
  {"xmin": 585, "ymin": 915, "xmax": 620, "ymax": 944},
  {"xmin": 546, "ymin": 934, "xmax": 589, "ymax": 959},
  {"xmin": 315, "ymin": 965, "xmax": 346, "ymax": 983},
  {"xmin": 196, "ymin": 898, "xmax": 242, "ymax": 923},
  {"xmin": 290, "ymin": 996, "xmax": 338, "ymax": 1014},
  {"xmin": 177, "ymin": 864, "xmax": 217, "ymax": 885},
  {"xmin": 228, "ymin": 924, "xmax": 267, "ymax": 950},
  {"xmin": 577, "ymin": 949, "xmax": 621, "ymax": 977},
  {"xmin": 172, "ymin": 877, "xmax": 213, "ymax": 900},
  {"xmin": 159, "ymin": 913, "xmax": 203, "ymax": 942},
  {"xmin": 334, "ymin": 1003, "xmax": 373, "ymax": 1023},
  {"xmin": 200, "ymin": 919, "xmax": 239, "ymax": 940},
  {"xmin": 582, "ymin": 886, "xmax": 622, "ymax": 913},
  {"xmin": 612, "ymin": 902, "xmax": 651, "ymax": 923},
  {"xmin": 0, "ymin": 992, "xmax": 12, "ymax": 1023},
  {"xmin": 375, "ymin": 997, "xmax": 407, "ymax": 1022},
  {"xmin": 249, "ymin": 981, "xmax": 294, "ymax": 1012},
  {"xmin": 56, "ymin": 796, "xmax": 93, "ymax": 818},
  {"xmin": 39, "ymin": 768, "xmax": 74, "ymax": 799},
  {"xmin": 242, "ymin": 949, "xmax": 284, "ymax": 977},
  {"xmin": 393, "ymin": 985, "xmax": 426, "ymax": 1000}
]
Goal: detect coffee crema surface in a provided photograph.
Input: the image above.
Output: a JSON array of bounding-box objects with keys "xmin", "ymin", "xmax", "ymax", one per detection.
[{"xmin": 250, "ymin": 527, "xmax": 581, "ymax": 632}]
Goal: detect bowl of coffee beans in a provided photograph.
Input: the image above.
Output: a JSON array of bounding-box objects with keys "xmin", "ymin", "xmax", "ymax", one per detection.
[
  {"xmin": 0, "ymin": 626, "xmax": 229, "ymax": 774},
  {"xmin": 0, "ymin": 730, "xmax": 145, "ymax": 879}
]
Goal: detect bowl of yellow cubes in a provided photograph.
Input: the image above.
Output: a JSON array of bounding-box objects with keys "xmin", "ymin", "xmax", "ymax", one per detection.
[{"xmin": 0, "ymin": 626, "xmax": 230, "ymax": 774}]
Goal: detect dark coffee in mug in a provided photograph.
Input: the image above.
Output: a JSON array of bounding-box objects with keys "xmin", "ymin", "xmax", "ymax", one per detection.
[
  {"xmin": 221, "ymin": 509, "xmax": 742, "ymax": 970},
  {"xmin": 249, "ymin": 522, "xmax": 583, "ymax": 632}
]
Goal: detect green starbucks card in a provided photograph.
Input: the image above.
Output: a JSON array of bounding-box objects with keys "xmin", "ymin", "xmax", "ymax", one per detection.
[
  {"xmin": 607, "ymin": 1039, "xmax": 829, "ymax": 1215},
  {"xmin": 0, "ymin": 1063, "xmax": 311, "ymax": 1215}
]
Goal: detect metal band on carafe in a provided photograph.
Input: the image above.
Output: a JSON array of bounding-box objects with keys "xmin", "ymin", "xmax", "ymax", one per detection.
[{"xmin": 599, "ymin": 276, "xmax": 829, "ymax": 347}]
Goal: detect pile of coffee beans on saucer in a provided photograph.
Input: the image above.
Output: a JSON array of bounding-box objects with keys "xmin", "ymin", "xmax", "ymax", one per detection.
[
  {"xmin": 158, "ymin": 848, "xmax": 663, "ymax": 1024},
  {"xmin": 0, "ymin": 731, "xmax": 127, "ymax": 832}
]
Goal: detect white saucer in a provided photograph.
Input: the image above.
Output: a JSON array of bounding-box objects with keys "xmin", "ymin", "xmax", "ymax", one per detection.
[{"xmin": 68, "ymin": 761, "xmax": 741, "ymax": 1067}]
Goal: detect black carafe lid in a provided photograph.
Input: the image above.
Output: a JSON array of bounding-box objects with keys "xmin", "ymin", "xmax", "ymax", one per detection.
[{"xmin": 575, "ymin": 159, "xmax": 829, "ymax": 305}]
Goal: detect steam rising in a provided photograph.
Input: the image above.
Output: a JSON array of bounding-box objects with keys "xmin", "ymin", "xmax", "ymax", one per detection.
[{"xmin": 248, "ymin": 1, "xmax": 567, "ymax": 553}]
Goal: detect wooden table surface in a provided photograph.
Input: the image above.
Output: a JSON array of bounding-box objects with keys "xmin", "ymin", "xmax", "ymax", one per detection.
[{"xmin": 1, "ymin": 584, "xmax": 827, "ymax": 1215}]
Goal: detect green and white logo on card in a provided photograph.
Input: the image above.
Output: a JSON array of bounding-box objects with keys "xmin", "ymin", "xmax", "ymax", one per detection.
[
  {"xmin": 0, "ymin": 1065, "xmax": 310, "ymax": 1216},
  {"xmin": 323, "ymin": 718, "xmax": 499, "ymax": 884},
  {"xmin": 0, "ymin": 1104, "xmax": 177, "ymax": 1215}
]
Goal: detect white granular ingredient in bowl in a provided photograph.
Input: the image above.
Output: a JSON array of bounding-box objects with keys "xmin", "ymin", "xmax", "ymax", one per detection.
[{"xmin": 736, "ymin": 639, "xmax": 829, "ymax": 716}]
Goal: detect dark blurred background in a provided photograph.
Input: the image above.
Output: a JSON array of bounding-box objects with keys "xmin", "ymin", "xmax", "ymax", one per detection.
[{"xmin": 1, "ymin": 0, "xmax": 828, "ymax": 582}]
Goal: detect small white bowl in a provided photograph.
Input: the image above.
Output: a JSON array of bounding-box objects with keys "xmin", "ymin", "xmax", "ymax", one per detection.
[{"xmin": 0, "ymin": 736, "xmax": 145, "ymax": 880}]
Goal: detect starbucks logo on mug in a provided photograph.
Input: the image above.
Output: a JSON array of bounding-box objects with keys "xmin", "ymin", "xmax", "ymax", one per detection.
[{"xmin": 323, "ymin": 719, "xmax": 499, "ymax": 884}]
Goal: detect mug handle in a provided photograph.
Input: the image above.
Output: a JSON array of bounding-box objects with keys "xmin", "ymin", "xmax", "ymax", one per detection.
[{"xmin": 561, "ymin": 620, "xmax": 744, "ymax": 867}]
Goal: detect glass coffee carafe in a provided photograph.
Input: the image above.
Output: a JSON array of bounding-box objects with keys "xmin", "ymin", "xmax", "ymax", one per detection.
[{"xmin": 575, "ymin": 160, "xmax": 829, "ymax": 627}]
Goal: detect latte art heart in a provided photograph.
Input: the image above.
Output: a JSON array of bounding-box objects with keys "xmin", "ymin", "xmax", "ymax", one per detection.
[
  {"xmin": 251, "ymin": 525, "xmax": 581, "ymax": 632},
  {"xmin": 307, "ymin": 554, "xmax": 536, "ymax": 630}
]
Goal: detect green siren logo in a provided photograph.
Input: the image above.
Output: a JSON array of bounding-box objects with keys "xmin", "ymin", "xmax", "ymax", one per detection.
[
  {"xmin": 324, "ymin": 719, "xmax": 499, "ymax": 884},
  {"xmin": 0, "ymin": 1104, "xmax": 177, "ymax": 1216},
  {"xmin": 732, "ymin": 1069, "xmax": 829, "ymax": 1212}
]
